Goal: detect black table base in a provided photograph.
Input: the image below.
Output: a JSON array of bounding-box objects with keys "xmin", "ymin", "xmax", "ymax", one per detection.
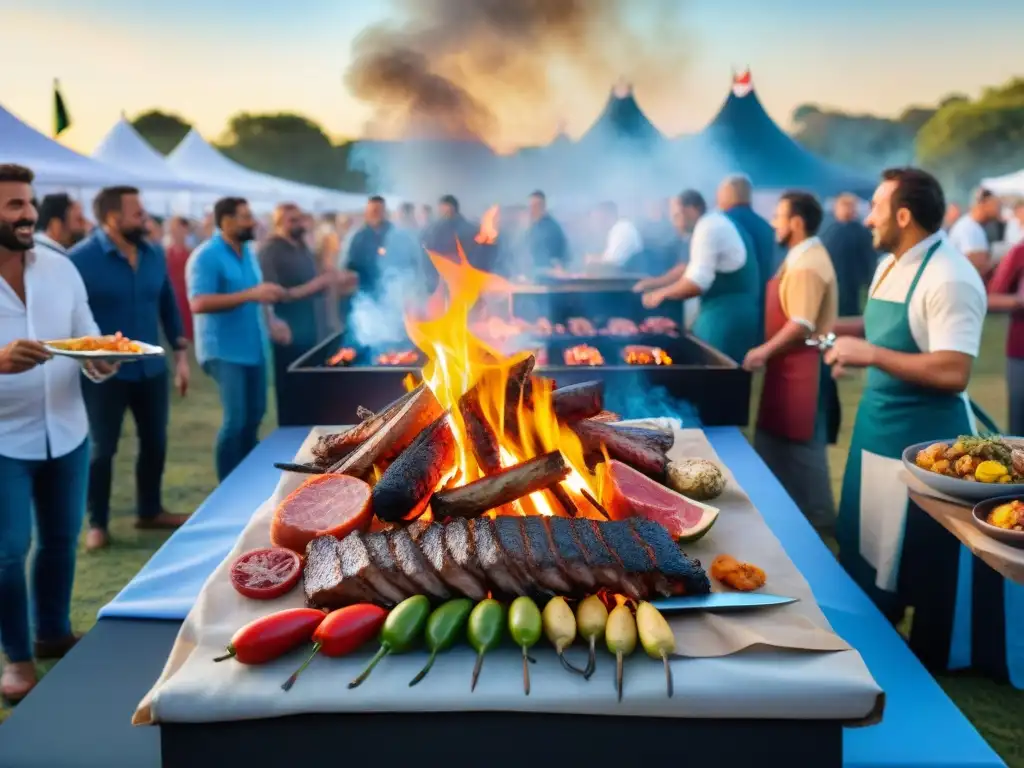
[{"xmin": 0, "ymin": 619, "xmax": 842, "ymax": 768}]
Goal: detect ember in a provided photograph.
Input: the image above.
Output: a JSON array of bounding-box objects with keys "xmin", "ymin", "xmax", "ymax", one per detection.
[
  {"xmin": 377, "ymin": 350, "xmax": 419, "ymax": 366},
  {"xmin": 564, "ymin": 345, "xmax": 605, "ymax": 367},
  {"xmin": 327, "ymin": 347, "xmax": 357, "ymax": 366},
  {"xmin": 624, "ymin": 345, "xmax": 673, "ymax": 366}
]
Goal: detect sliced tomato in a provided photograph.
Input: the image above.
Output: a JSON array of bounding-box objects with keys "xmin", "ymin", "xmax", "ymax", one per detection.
[{"xmin": 230, "ymin": 547, "xmax": 302, "ymax": 600}]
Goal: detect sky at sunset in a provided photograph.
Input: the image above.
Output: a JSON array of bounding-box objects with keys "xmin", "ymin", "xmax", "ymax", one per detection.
[{"xmin": 3, "ymin": 0, "xmax": 1024, "ymax": 154}]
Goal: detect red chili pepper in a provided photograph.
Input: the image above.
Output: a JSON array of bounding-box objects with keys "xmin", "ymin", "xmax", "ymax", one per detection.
[
  {"xmin": 213, "ymin": 608, "xmax": 326, "ymax": 665},
  {"xmin": 281, "ymin": 603, "xmax": 389, "ymax": 691}
]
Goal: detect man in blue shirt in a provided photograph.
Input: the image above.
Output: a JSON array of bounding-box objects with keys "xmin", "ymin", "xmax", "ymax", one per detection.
[
  {"xmin": 69, "ymin": 186, "xmax": 192, "ymax": 551},
  {"xmin": 187, "ymin": 197, "xmax": 290, "ymax": 481}
]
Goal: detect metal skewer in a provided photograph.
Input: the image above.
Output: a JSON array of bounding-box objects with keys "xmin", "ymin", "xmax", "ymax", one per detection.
[{"xmin": 805, "ymin": 332, "xmax": 836, "ymax": 352}]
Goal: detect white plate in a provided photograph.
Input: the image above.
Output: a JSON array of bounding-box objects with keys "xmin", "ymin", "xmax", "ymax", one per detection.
[{"xmin": 44, "ymin": 339, "xmax": 165, "ymax": 362}]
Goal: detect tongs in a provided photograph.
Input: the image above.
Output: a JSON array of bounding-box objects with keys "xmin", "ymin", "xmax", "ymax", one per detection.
[{"xmin": 805, "ymin": 332, "xmax": 836, "ymax": 351}]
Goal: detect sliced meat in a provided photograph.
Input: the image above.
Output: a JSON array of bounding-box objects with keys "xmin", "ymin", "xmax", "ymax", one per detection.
[
  {"xmin": 337, "ymin": 532, "xmax": 399, "ymax": 606},
  {"xmin": 270, "ymin": 474, "xmax": 373, "ymax": 555},
  {"xmin": 593, "ymin": 520, "xmax": 654, "ymax": 600},
  {"xmin": 569, "ymin": 519, "xmax": 640, "ymax": 598},
  {"xmin": 491, "ymin": 517, "xmax": 546, "ymax": 596},
  {"xmin": 303, "ymin": 535, "xmax": 378, "ymax": 608},
  {"xmin": 628, "ymin": 518, "xmax": 712, "ymax": 596},
  {"xmin": 519, "ymin": 517, "xmax": 574, "ymax": 594},
  {"xmin": 418, "ymin": 522, "xmax": 488, "ymax": 600},
  {"xmin": 469, "ymin": 518, "xmax": 528, "ymax": 597},
  {"xmin": 443, "ymin": 518, "xmax": 486, "ymax": 583},
  {"xmin": 387, "ymin": 528, "xmax": 450, "ymax": 600},
  {"xmin": 546, "ymin": 518, "xmax": 597, "ymax": 592},
  {"xmin": 363, "ymin": 531, "xmax": 419, "ymax": 599}
]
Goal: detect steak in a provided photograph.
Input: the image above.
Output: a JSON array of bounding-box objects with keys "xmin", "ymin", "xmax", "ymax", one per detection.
[
  {"xmin": 364, "ymin": 531, "xmax": 419, "ymax": 599},
  {"xmin": 519, "ymin": 517, "xmax": 574, "ymax": 594},
  {"xmin": 547, "ymin": 518, "xmax": 597, "ymax": 592},
  {"xmin": 388, "ymin": 528, "xmax": 450, "ymax": 600},
  {"xmin": 303, "ymin": 535, "xmax": 377, "ymax": 607},
  {"xmin": 469, "ymin": 518, "xmax": 528, "ymax": 597},
  {"xmin": 419, "ymin": 522, "xmax": 487, "ymax": 600}
]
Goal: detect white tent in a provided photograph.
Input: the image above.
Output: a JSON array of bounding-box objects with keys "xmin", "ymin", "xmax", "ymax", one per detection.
[
  {"xmin": 166, "ymin": 129, "xmax": 367, "ymax": 213},
  {"xmin": 982, "ymin": 168, "xmax": 1024, "ymax": 198},
  {"xmin": 0, "ymin": 103, "xmax": 148, "ymax": 190}
]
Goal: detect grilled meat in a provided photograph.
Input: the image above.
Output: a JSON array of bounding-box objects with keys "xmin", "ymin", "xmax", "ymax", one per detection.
[{"xmin": 302, "ymin": 517, "xmax": 709, "ymax": 608}]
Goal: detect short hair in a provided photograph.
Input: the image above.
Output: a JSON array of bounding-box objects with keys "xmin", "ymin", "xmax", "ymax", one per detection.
[
  {"xmin": 780, "ymin": 191, "xmax": 824, "ymax": 236},
  {"xmin": 529, "ymin": 190, "xmax": 546, "ymax": 201},
  {"xmin": 398, "ymin": 202, "xmax": 415, "ymax": 216},
  {"xmin": 171, "ymin": 215, "xmax": 191, "ymax": 228},
  {"xmin": 149, "ymin": 214, "xmax": 164, "ymax": 226},
  {"xmin": 272, "ymin": 202, "xmax": 299, "ymax": 226},
  {"xmin": 880, "ymin": 167, "xmax": 945, "ymax": 235},
  {"xmin": 367, "ymin": 195, "xmax": 386, "ymax": 205},
  {"xmin": 36, "ymin": 193, "xmax": 75, "ymax": 231},
  {"xmin": 678, "ymin": 189, "xmax": 706, "ymax": 215},
  {"xmin": 438, "ymin": 194, "xmax": 459, "ymax": 211},
  {"xmin": 213, "ymin": 196, "xmax": 248, "ymax": 228},
  {"xmin": 723, "ymin": 174, "xmax": 752, "ymax": 204},
  {"xmin": 973, "ymin": 187, "xmax": 995, "ymax": 204},
  {"xmin": 93, "ymin": 185, "xmax": 140, "ymax": 223},
  {"xmin": 0, "ymin": 164, "xmax": 34, "ymax": 184}
]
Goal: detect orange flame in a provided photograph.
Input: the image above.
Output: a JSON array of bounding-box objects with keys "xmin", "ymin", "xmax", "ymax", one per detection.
[
  {"xmin": 474, "ymin": 205, "xmax": 500, "ymax": 245},
  {"xmin": 404, "ymin": 246, "xmax": 596, "ymax": 516}
]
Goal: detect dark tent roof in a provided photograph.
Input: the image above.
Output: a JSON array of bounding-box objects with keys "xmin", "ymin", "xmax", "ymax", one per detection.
[
  {"xmin": 576, "ymin": 82, "xmax": 666, "ymax": 150},
  {"xmin": 687, "ymin": 71, "xmax": 875, "ymax": 198}
]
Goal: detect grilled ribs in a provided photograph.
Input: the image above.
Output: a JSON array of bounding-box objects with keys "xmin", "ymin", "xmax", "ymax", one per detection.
[{"xmin": 303, "ymin": 517, "xmax": 710, "ymax": 609}]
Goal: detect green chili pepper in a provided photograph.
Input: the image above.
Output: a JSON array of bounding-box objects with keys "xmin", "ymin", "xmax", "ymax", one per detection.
[
  {"xmin": 409, "ymin": 598, "xmax": 473, "ymax": 687},
  {"xmin": 508, "ymin": 596, "xmax": 542, "ymax": 696},
  {"xmin": 467, "ymin": 599, "xmax": 505, "ymax": 692},
  {"xmin": 348, "ymin": 594, "xmax": 430, "ymax": 689}
]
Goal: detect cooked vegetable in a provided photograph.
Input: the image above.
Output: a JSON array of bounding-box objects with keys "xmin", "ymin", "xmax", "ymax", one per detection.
[
  {"xmin": 576, "ymin": 594, "xmax": 608, "ymax": 679},
  {"xmin": 605, "ymin": 603, "xmax": 637, "ymax": 702},
  {"xmin": 636, "ymin": 601, "xmax": 676, "ymax": 698},
  {"xmin": 215, "ymin": 608, "xmax": 325, "ymax": 665},
  {"xmin": 282, "ymin": 604, "xmax": 387, "ymax": 691},
  {"xmin": 467, "ymin": 598, "xmax": 505, "ymax": 692},
  {"xmin": 542, "ymin": 597, "xmax": 587, "ymax": 677},
  {"xmin": 711, "ymin": 554, "xmax": 767, "ymax": 592},
  {"xmin": 229, "ymin": 547, "xmax": 302, "ymax": 600},
  {"xmin": 349, "ymin": 595, "xmax": 431, "ymax": 689},
  {"xmin": 409, "ymin": 598, "xmax": 473, "ymax": 687},
  {"xmin": 976, "ymin": 460, "xmax": 1008, "ymax": 483},
  {"xmin": 987, "ymin": 500, "xmax": 1024, "ymax": 531},
  {"xmin": 665, "ymin": 458, "xmax": 726, "ymax": 501},
  {"xmin": 915, "ymin": 436, "xmax": 1024, "ymax": 483},
  {"xmin": 508, "ymin": 596, "xmax": 543, "ymax": 695}
]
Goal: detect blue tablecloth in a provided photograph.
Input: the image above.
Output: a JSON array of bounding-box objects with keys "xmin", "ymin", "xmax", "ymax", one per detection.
[{"xmin": 99, "ymin": 427, "xmax": 1005, "ymax": 768}]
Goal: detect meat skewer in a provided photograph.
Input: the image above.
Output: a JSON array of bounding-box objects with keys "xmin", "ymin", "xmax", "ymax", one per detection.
[
  {"xmin": 273, "ymin": 462, "xmax": 324, "ymax": 475},
  {"xmin": 311, "ymin": 386, "xmax": 420, "ymax": 466},
  {"xmin": 327, "ymin": 386, "xmax": 444, "ymax": 478},
  {"xmin": 551, "ymin": 381, "xmax": 604, "ymax": 423},
  {"xmin": 431, "ymin": 451, "xmax": 570, "ymax": 519},
  {"xmin": 572, "ymin": 419, "xmax": 669, "ymax": 480},
  {"xmin": 372, "ymin": 414, "xmax": 457, "ymax": 522}
]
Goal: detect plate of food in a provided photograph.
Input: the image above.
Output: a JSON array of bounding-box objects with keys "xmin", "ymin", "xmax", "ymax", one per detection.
[
  {"xmin": 971, "ymin": 496, "xmax": 1024, "ymax": 547},
  {"xmin": 44, "ymin": 334, "xmax": 164, "ymax": 361},
  {"xmin": 903, "ymin": 435, "xmax": 1024, "ymax": 502}
]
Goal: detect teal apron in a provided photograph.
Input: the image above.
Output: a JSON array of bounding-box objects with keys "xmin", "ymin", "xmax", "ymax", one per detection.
[
  {"xmin": 690, "ymin": 228, "xmax": 760, "ymax": 364},
  {"xmin": 837, "ymin": 241, "xmax": 1024, "ymax": 685}
]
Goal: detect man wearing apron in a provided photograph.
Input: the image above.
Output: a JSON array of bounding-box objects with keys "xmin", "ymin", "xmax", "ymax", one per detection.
[
  {"xmin": 827, "ymin": 167, "xmax": 1023, "ymax": 686},
  {"xmin": 743, "ymin": 191, "xmax": 838, "ymax": 536},
  {"xmin": 637, "ymin": 190, "xmax": 760, "ymax": 363}
]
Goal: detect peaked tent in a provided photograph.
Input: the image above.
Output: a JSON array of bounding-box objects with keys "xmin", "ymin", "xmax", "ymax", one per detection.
[
  {"xmin": 166, "ymin": 129, "xmax": 367, "ymax": 213},
  {"xmin": 981, "ymin": 168, "xmax": 1024, "ymax": 197},
  {"xmin": 575, "ymin": 82, "xmax": 666, "ymax": 152},
  {"xmin": 0, "ymin": 103, "xmax": 151, "ymax": 189},
  {"xmin": 685, "ymin": 71, "xmax": 875, "ymax": 198}
]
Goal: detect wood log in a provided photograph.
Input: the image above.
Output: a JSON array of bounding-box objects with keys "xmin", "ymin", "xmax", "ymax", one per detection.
[
  {"xmin": 311, "ymin": 386, "xmax": 421, "ymax": 465},
  {"xmin": 356, "ymin": 405, "xmax": 375, "ymax": 421},
  {"xmin": 571, "ymin": 419, "xmax": 668, "ymax": 480},
  {"xmin": 589, "ymin": 410, "xmax": 622, "ymax": 423},
  {"xmin": 459, "ymin": 389, "xmax": 502, "ymax": 474},
  {"xmin": 551, "ymin": 381, "xmax": 604, "ymax": 423},
  {"xmin": 371, "ymin": 415, "xmax": 457, "ymax": 522},
  {"xmin": 328, "ymin": 386, "xmax": 444, "ymax": 478},
  {"xmin": 431, "ymin": 451, "xmax": 570, "ymax": 519},
  {"xmin": 595, "ymin": 423, "xmax": 674, "ymax": 453}
]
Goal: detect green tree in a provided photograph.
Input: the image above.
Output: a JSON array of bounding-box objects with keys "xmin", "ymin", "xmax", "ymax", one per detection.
[
  {"xmin": 131, "ymin": 110, "xmax": 191, "ymax": 155},
  {"xmin": 916, "ymin": 78, "xmax": 1024, "ymax": 196},
  {"xmin": 791, "ymin": 104, "xmax": 921, "ymax": 172}
]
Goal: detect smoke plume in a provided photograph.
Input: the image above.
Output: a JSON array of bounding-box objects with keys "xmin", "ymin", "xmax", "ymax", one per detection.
[{"xmin": 344, "ymin": 0, "xmax": 693, "ymax": 146}]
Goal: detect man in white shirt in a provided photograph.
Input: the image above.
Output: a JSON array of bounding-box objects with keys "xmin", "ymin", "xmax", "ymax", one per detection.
[
  {"xmin": 1004, "ymin": 201, "xmax": 1024, "ymax": 246},
  {"xmin": 33, "ymin": 193, "xmax": 87, "ymax": 258},
  {"xmin": 0, "ymin": 164, "xmax": 115, "ymax": 703},
  {"xmin": 634, "ymin": 190, "xmax": 760, "ymax": 362},
  {"xmin": 947, "ymin": 187, "xmax": 1001, "ymax": 275},
  {"xmin": 590, "ymin": 201, "xmax": 643, "ymax": 268}
]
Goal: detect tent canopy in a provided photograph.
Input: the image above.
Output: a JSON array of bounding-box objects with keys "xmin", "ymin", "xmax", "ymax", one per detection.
[
  {"xmin": 981, "ymin": 168, "xmax": 1024, "ymax": 197},
  {"xmin": 0, "ymin": 103, "xmax": 149, "ymax": 189},
  {"xmin": 92, "ymin": 117, "xmax": 217, "ymax": 193},
  {"xmin": 166, "ymin": 129, "xmax": 367, "ymax": 212},
  {"xmin": 684, "ymin": 71, "xmax": 875, "ymax": 199},
  {"xmin": 575, "ymin": 82, "xmax": 666, "ymax": 151}
]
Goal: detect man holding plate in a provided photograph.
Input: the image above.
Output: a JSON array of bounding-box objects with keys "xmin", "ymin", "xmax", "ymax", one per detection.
[
  {"xmin": 826, "ymin": 167, "xmax": 1023, "ymax": 686},
  {"xmin": 0, "ymin": 164, "xmax": 117, "ymax": 702}
]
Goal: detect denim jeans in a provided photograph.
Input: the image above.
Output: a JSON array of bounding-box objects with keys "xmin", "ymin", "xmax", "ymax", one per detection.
[
  {"xmin": 0, "ymin": 439, "xmax": 89, "ymax": 663},
  {"xmin": 82, "ymin": 372, "xmax": 170, "ymax": 529},
  {"xmin": 204, "ymin": 360, "xmax": 266, "ymax": 481},
  {"xmin": 1009, "ymin": 357, "xmax": 1024, "ymax": 437}
]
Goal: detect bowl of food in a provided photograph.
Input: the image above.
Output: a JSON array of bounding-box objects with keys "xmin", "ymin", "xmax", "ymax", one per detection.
[
  {"xmin": 971, "ymin": 496, "xmax": 1024, "ymax": 547},
  {"xmin": 902, "ymin": 435, "xmax": 1024, "ymax": 502}
]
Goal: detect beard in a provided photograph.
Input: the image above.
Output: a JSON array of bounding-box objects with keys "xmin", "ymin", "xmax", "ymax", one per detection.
[
  {"xmin": 122, "ymin": 226, "xmax": 147, "ymax": 245},
  {"xmin": 238, "ymin": 227, "xmax": 255, "ymax": 242},
  {"xmin": 68, "ymin": 229, "xmax": 86, "ymax": 247},
  {"xmin": 0, "ymin": 219, "xmax": 36, "ymax": 251},
  {"xmin": 289, "ymin": 227, "xmax": 306, "ymax": 241},
  {"xmin": 872, "ymin": 225, "xmax": 899, "ymax": 253}
]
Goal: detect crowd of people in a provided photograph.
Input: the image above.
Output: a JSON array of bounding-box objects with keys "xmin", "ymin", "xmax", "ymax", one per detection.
[{"xmin": 3, "ymin": 156, "xmax": 1024, "ymax": 701}]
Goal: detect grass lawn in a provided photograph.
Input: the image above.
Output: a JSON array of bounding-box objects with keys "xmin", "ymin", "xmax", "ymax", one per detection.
[{"xmin": 2, "ymin": 317, "xmax": 1022, "ymax": 766}]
